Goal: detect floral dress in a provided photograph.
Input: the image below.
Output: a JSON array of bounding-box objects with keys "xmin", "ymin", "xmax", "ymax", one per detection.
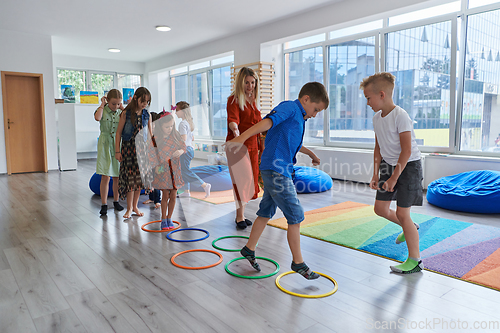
[
  {"xmin": 148, "ymin": 136, "xmax": 186, "ymax": 190},
  {"xmin": 118, "ymin": 112, "xmax": 150, "ymax": 199}
]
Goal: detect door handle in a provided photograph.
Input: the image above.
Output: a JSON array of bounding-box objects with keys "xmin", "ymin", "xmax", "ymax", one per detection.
[{"xmin": 7, "ymin": 119, "xmax": 14, "ymax": 129}]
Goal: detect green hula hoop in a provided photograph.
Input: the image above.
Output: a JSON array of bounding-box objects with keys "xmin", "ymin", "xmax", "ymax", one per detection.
[
  {"xmin": 212, "ymin": 235, "xmax": 249, "ymax": 252},
  {"xmin": 225, "ymin": 256, "xmax": 280, "ymax": 279}
]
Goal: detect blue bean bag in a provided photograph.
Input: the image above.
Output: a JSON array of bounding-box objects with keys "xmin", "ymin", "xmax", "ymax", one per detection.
[
  {"xmin": 427, "ymin": 170, "xmax": 500, "ymax": 214},
  {"xmin": 293, "ymin": 165, "xmax": 333, "ymax": 194},
  {"xmin": 89, "ymin": 173, "xmax": 145, "ymax": 197},
  {"xmin": 189, "ymin": 165, "xmax": 233, "ymax": 192}
]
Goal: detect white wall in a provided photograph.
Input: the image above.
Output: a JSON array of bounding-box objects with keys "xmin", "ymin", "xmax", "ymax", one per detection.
[{"xmin": 0, "ymin": 29, "xmax": 58, "ymax": 173}]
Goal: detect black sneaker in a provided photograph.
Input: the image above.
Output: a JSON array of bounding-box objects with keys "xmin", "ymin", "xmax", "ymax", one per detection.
[
  {"xmin": 245, "ymin": 219, "xmax": 253, "ymax": 226},
  {"xmin": 99, "ymin": 205, "xmax": 108, "ymax": 215}
]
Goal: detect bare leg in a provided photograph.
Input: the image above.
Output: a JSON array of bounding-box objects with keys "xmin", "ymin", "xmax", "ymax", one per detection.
[
  {"xmin": 112, "ymin": 177, "xmax": 120, "ymax": 202},
  {"xmin": 236, "ymin": 202, "xmax": 246, "ymax": 222},
  {"xmin": 287, "ymin": 223, "xmax": 304, "ymax": 264},
  {"xmin": 132, "ymin": 190, "xmax": 143, "ymax": 216},
  {"xmin": 167, "ymin": 190, "xmax": 176, "ymax": 219},
  {"xmin": 373, "ymin": 200, "xmax": 402, "ymax": 226},
  {"xmin": 123, "ymin": 191, "xmax": 134, "ymax": 218},
  {"xmin": 396, "ymin": 207, "xmax": 420, "ymax": 259},
  {"xmin": 100, "ymin": 175, "xmax": 110, "ymax": 205},
  {"xmin": 245, "ymin": 216, "xmax": 270, "ymax": 250},
  {"xmin": 160, "ymin": 190, "xmax": 168, "ymax": 219}
]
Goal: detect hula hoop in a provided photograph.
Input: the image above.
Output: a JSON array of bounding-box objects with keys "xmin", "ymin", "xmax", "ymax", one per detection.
[
  {"xmin": 275, "ymin": 271, "xmax": 338, "ymax": 298},
  {"xmin": 141, "ymin": 220, "xmax": 181, "ymax": 233},
  {"xmin": 166, "ymin": 228, "xmax": 210, "ymax": 242},
  {"xmin": 225, "ymin": 256, "xmax": 280, "ymax": 279},
  {"xmin": 171, "ymin": 249, "xmax": 223, "ymax": 270},
  {"xmin": 212, "ymin": 235, "xmax": 249, "ymax": 252}
]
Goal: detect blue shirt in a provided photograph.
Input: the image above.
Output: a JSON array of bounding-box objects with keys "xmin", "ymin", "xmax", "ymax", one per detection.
[{"xmin": 260, "ymin": 99, "xmax": 307, "ymax": 178}]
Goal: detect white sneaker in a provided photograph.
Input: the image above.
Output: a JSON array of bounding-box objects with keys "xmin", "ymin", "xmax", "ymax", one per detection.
[{"xmin": 204, "ymin": 183, "xmax": 211, "ymax": 198}]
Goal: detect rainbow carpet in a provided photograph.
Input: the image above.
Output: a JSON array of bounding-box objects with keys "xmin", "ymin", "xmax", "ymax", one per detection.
[{"xmin": 268, "ymin": 201, "xmax": 500, "ymax": 291}]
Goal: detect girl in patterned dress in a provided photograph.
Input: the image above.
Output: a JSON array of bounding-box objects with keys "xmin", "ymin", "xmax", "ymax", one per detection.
[
  {"xmin": 115, "ymin": 87, "xmax": 152, "ymax": 219},
  {"xmin": 94, "ymin": 89, "xmax": 124, "ymax": 215},
  {"xmin": 148, "ymin": 113, "xmax": 186, "ymax": 229}
]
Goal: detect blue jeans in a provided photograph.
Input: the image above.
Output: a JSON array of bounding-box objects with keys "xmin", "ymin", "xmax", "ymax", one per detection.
[
  {"xmin": 256, "ymin": 170, "xmax": 304, "ymax": 224},
  {"xmin": 180, "ymin": 146, "xmax": 204, "ymax": 191},
  {"xmin": 149, "ymin": 189, "xmax": 161, "ymax": 204}
]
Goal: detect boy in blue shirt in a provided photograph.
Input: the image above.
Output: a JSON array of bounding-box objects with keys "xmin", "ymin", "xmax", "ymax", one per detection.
[{"xmin": 226, "ymin": 82, "xmax": 329, "ymax": 279}]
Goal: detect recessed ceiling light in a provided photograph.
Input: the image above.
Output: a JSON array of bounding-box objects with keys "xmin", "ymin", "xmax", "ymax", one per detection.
[
  {"xmin": 108, "ymin": 48, "xmax": 120, "ymax": 53},
  {"xmin": 156, "ymin": 25, "xmax": 171, "ymax": 32}
]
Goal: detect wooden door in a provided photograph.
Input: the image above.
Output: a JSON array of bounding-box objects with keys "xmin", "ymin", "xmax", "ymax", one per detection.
[{"xmin": 2, "ymin": 72, "xmax": 47, "ymax": 174}]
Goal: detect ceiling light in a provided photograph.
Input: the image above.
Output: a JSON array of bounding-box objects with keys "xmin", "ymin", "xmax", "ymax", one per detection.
[
  {"xmin": 156, "ymin": 25, "xmax": 171, "ymax": 32},
  {"xmin": 108, "ymin": 48, "xmax": 120, "ymax": 53}
]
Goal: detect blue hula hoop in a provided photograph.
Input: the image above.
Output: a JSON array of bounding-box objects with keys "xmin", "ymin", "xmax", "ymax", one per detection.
[{"xmin": 166, "ymin": 228, "xmax": 210, "ymax": 242}]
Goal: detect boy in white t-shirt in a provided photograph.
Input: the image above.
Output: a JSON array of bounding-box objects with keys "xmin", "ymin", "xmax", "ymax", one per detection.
[{"xmin": 360, "ymin": 72, "xmax": 424, "ymax": 274}]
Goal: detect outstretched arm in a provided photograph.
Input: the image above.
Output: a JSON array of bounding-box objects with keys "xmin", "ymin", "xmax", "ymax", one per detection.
[
  {"xmin": 228, "ymin": 118, "xmax": 273, "ymax": 145},
  {"xmin": 299, "ymin": 146, "xmax": 320, "ymax": 166}
]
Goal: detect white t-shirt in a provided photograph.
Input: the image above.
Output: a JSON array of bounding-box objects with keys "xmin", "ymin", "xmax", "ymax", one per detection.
[
  {"xmin": 372, "ymin": 105, "xmax": 421, "ymax": 166},
  {"xmin": 178, "ymin": 119, "xmax": 194, "ymax": 148}
]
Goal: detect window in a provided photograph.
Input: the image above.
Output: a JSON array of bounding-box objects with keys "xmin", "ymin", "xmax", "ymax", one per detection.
[
  {"xmin": 328, "ymin": 36, "xmax": 376, "ymax": 144},
  {"xmin": 211, "ymin": 66, "xmax": 231, "ymax": 138},
  {"xmin": 461, "ymin": 9, "xmax": 500, "ymax": 152},
  {"xmin": 171, "ymin": 75, "xmax": 189, "ymax": 106},
  {"xmin": 189, "ymin": 72, "xmax": 211, "ymax": 137},
  {"xmin": 285, "ymin": 46, "xmax": 324, "ymax": 143},
  {"xmin": 57, "ymin": 69, "xmax": 142, "ymax": 103},
  {"xmin": 386, "ymin": 21, "xmax": 453, "ymax": 147},
  {"xmin": 90, "ymin": 73, "xmax": 114, "ymax": 100},
  {"xmin": 117, "ymin": 74, "xmax": 142, "ymax": 93},
  {"xmin": 57, "ymin": 69, "xmax": 86, "ymax": 103},
  {"xmin": 170, "ymin": 56, "xmax": 233, "ymax": 138}
]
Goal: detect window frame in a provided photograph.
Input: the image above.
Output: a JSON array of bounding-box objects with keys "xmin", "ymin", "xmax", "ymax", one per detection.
[{"xmin": 169, "ymin": 61, "xmax": 233, "ymax": 139}]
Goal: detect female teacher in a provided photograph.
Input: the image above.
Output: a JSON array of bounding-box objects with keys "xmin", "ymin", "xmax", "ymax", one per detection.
[{"xmin": 226, "ymin": 67, "xmax": 263, "ymax": 229}]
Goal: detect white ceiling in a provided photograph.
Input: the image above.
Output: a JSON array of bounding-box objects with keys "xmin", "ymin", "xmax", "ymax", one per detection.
[{"xmin": 0, "ymin": 0, "xmax": 341, "ymax": 63}]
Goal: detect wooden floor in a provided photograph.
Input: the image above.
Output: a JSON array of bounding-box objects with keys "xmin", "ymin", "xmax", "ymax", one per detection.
[{"xmin": 1, "ymin": 159, "xmax": 499, "ymax": 333}]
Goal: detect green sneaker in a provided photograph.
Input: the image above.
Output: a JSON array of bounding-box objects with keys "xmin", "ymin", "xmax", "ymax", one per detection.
[
  {"xmin": 395, "ymin": 223, "xmax": 420, "ymax": 244},
  {"xmin": 390, "ymin": 258, "xmax": 424, "ymax": 274}
]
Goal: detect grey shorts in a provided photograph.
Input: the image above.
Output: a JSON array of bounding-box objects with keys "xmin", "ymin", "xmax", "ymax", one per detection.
[{"xmin": 376, "ymin": 159, "xmax": 423, "ymax": 208}]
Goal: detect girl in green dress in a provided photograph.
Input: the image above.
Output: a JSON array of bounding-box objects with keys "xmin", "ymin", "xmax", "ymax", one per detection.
[{"xmin": 94, "ymin": 89, "xmax": 124, "ymax": 215}]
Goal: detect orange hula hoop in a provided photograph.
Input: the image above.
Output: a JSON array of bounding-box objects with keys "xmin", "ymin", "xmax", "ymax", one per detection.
[{"xmin": 170, "ymin": 249, "xmax": 223, "ymax": 270}]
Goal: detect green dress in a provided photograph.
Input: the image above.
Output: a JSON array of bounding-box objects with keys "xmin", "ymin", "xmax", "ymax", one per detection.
[{"xmin": 96, "ymin": 105, "xmax": 121, "ymax": 177}]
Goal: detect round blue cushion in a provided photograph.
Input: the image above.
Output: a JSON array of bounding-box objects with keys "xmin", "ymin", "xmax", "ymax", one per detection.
[
  {"xmin": 293, "ymin": 166, "xmax": 333, "ymax": 193},
  {"xmin": 189, "ymin": 165, "xmax": 233, "ymax": 192},
  {"xmin": 427, "ymin": 170, "xmax": 500, "ymax": 214}
]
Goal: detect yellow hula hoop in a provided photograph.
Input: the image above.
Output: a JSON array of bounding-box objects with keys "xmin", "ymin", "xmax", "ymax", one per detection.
[{"xmin": 275, "ymin": 271, "xmax": 338, "ymax": 298}]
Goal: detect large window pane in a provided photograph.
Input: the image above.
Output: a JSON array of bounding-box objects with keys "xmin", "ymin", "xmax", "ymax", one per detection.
[
  {"xmin": 117, "ymin": 74, "xmax": 141, "ymax": 92},
  {"xmin": 190, "ymin": 72, "xmax": 211, "ymax": 137},
  {"xmin": 285, "ymin": 46, "xmax": 324, "ymax": 143},
  {"xmin": 211, "ymin": 66, "xmax": 231, "ymax": 138},
  {"xmin": 328, "ymin": 36, "xmax": 376, "ymax": 144},
  {"xmin": 386, "ymin": 21, "xmax": 452, "ymax": 147},
  {"xmin": 57, "ymin": 69, "xmax": 85, "ymax": 103},
  {"xmin": 461, "ymin": 9, "xmax": 500, "ymax": 153},
  {"xmin": 91, "ymin": 73, "xmax": 114, "ymax": 101},
  {"xmin": 171, "ymin": 75, "xmax": 188, "ymax": 106}
]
